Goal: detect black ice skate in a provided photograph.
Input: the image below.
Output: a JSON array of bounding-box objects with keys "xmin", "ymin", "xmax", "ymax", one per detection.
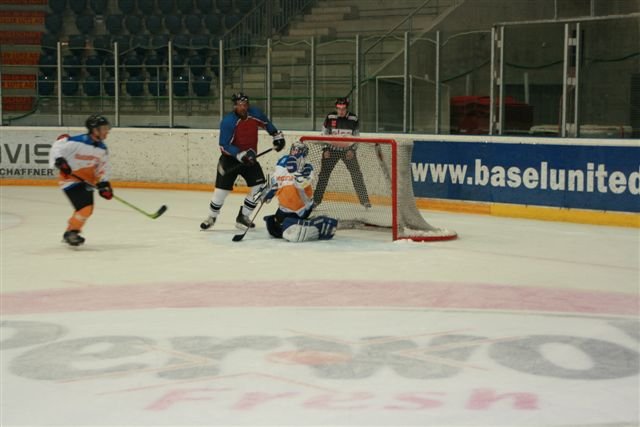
[
  {"xmin": 63, "ymin": 230, "xmax": 85, "ymax": 246},
  {"xmin": 235, "ymin": 207, "xmax": 255, "ymax": 230},
  {"xmin": 200, "ymin": 215, "xmax": 216, "ymax": 230}
]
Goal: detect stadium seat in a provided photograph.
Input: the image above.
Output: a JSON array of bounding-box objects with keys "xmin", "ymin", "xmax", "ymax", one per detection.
[
  {"xmin": 92, "ymin": 34, "xmax": 112, "ymax": 56},
  {"xmin": 171, "ymin": 53, "xmax": 185, "ymax": 77},
  {"xmin": 124, "ymin": 54, "xmax": 143, "ymax": 76},
  {"xmin": 145, "ymin": 54, "xmax": 163, "ymax": 78},
  {"xmin": 63, "ymin": 54, "xmax": 81, "ymax": 77},
  {"xmin": 176, "ymin": 0, "xmax": 192, "ymax": 13},
  {"xmin": 49, "ymin": 0, "xmax": 66, "ymax": 14},
  {"xmin": 164, "ymin": 15, "xmax": 182, "ymax": 35},
  {"xmin": 45, "ymin": 14, "xmax": 63, "ymax": 34},
  {"xmin": 89, "ymin": 0, "xmax": 107, "ymax": 14},
  {"xmin": 104, "ymin": 75, "xmax": 115, "ymax": 96},
  {"xmin": 68, "ymin": 34, "xmax": 87, "ymax": 56},
  {"xmin": 39, "ymin": 54, "xmax": 57, "ymax": 78},
  {"xmin": 125, "ymin": 15, "xmax": 143, "ymax": 35},
  {"xmin": 173, "ymin": 74, "xmax": 189, "ymax": 96},
  {"xmin": 216, "ymin": 0, "xmax": 232, "ymax": 14},
  {"xmin": 84, "ymin": 55, "xmax": 103, "ymax": 76},
  {"xmin": 69, "ymin": 0, "xmax": 86, "ymax": 13},
  {"xmin": 106, "ymin": 15, "xmax": 124, "ymax": 34},
  {"xmin": 126, "ymin": 75, "xmax": 145, "ymax": 96},
  {"xmin": 148, "ymin": 76, "xmax": 166, "ymax": 96},
  {"xmin": 62, "ymin": 75, "xmax": 80, "ymax": 95},
  {"xmin": 185, "ymin": 14, "xmax": 202, "ymax": 34},
  {"xmin": 157, "ymin": 0, "xmax": 173, "ymax": 13},
  {"xmin": 187, "ymin": 54, "xmax": 206, "ymax": 76},
  {"xmin": 103, "ymin": 55, "xmax": 117, "ymax": 75},
  {"xmin": 118, "ymin": 0, "xmax": 135, "ymax": 14},
  {"xmin": 137, "ymin": 0, "xmax": 155, "ymax": 14},
  {"xmin": 192, "ymin": 74, "xmax": 211, "ymax": 97},
  {"xmin": 112, "ymin": 35, "xmax": 131, "ymax": 54},
  {"xmin": 83, "ymin": 75, "xmax": 101, "ymax": 96},
  {"xmin": 196, "ymin": 0, "xmax": 213, "ymax": 13},
  {"xmin": 145, "ymin": 15, "xmax": 163, "ymax": 35},
  {"xmin": 75, "ymin": 15, "xmax": 94, "ymax": 34},
  {"xmin": 203, "ymin": 14, "xmax": 221, "ymax": 34},
  {"xmin": 151, "ymin": 34, "xmax": 170, "ymax": 55},
  {"xmin": 173, "ymin": 34, "xmax": 191, "ymax": 55},
  {"xmin": 131, "ymin": 34, "xmax": 150, "ymax": 56},
  {"xmin": 41, "ymin": 34, "xmax": 58, "ymax": 54},
  {"xmin": 38, "ymin": 74, "xmax": 55, "ymax": 96},
  {"xmin": 190, "ymin": 34, "xmax": 210, "ymax": 55}
]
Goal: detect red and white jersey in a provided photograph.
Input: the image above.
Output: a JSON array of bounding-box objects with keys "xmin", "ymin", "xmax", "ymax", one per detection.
[
  {"xmin": 272, "ymin": 156, "xmax": 316, "ymax": 216},
  {"xmin": 49, "ymin": 133, "xmax": 111, "ymax": 190}
]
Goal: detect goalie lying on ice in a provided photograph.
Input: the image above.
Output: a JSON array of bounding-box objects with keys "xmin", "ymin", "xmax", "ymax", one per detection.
[{"xmin": 256, "ymin": 141, "xmax": 338, "ymax": 242}]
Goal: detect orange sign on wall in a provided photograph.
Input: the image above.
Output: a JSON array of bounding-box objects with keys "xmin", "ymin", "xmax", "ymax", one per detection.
[
  {"xmin": 1, "ymin": 51, "xmax": 40, "ymax": 65},
  {"xmin": 2, "ymin": 74, "xmax": 36, "ymax": 90},
  {"xmin": 2, "ymin": 96, "xmax": 35, "ymax": 111},
  {"xmin": 0, "ymin": 11, "xmax": 45, "ymax": 25},
  {"xmin": 0, "ymin": 31, "xmax": 42, "ymax": 45},
  {"xmin": 0, "ymin": 0, "xmax": 47, "ymax": 5}
]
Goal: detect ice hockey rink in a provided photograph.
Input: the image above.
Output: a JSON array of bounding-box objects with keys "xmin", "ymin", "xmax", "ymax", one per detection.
[{"xmin": 1, "ymin": 185, "xmax": 638, "ymax": 426}]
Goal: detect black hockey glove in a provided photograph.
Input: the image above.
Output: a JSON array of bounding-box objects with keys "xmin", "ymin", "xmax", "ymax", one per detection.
[
  {"xmin": 54, "ymin": 157, "xmax": 72, "ymax": 176},
  {"xmin": 272, "ymin": 133, "xmax": 286, "ymax": 152},
  {"xmin": 97, "ymin": 181, "xmax": 113, "ymax": 200},
  {"xmin": 236, "ymin": 149, "xmax": 257, "ymax": 165}
]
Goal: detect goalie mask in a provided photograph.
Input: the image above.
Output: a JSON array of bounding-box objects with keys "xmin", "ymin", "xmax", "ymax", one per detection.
[{"xmin": 289, "ymin": 141, "xmax": 309, "ymax": 171}]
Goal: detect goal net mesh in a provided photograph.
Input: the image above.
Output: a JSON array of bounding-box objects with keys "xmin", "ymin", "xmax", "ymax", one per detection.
[{"xmin": 299, "ymin": 136, "xmax": 457, "ymax": 241}]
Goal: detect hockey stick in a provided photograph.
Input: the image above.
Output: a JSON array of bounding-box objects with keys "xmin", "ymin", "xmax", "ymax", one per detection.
[
  {"xmin": 218, "ymin": 148, "xmax": 274, "ymax": 176},
  {"xmin": 232, "ymin": 200, "xmax": 266, "ymax": 242},
  {"xmin": 70, "ymin": 174, "xmax": 168, "ymax": 219}
]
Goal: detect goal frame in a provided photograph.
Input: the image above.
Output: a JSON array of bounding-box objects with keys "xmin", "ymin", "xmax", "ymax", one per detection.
[{"xmin": 299, "ymin": 135, "xmax": 456, "ymax": 242}]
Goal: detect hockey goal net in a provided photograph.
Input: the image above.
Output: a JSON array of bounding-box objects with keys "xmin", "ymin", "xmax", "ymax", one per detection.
[{"xmin": 299, "ymin": 136, "xmax": 457, "ymax": 242}]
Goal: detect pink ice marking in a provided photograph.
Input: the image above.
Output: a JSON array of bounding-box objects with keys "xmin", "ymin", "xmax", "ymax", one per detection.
[{"xmin": 1, "ymin": 280, "xmax": 638, "ymax": 315}]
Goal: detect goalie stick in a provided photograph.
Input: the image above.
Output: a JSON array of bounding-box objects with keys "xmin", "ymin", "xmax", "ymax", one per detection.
[{"xmin": 70, "ymin": 174, "xmax": 168, "ymax": 219}]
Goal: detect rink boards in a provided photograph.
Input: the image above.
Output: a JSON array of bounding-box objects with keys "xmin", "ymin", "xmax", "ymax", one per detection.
[{"xmin": 1, "ymin": 126, "xmax": 638, "ymax": 227}]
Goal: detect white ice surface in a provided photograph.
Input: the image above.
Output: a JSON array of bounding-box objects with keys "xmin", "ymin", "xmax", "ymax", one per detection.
[{"xmin": 1, "ymin": 186, "xmax": 638, "ymax": 426}]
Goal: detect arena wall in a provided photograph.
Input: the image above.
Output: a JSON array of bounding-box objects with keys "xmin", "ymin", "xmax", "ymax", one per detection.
[{"xmin": 1, "ymin": 126, "xmax": 637, "ymax": 227}]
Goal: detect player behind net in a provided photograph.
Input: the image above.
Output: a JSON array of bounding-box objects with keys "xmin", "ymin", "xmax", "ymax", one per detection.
[
  {"xmin": 201, "ymin": 92, "xmax": 286, "ymax": 230},
  {"xmin": 256, "ymin": 141, "xmax": 338, "ymax": 242},
  {"xmin": 49, "ymin": 114, "xmax": 114, "ymax": 247}
]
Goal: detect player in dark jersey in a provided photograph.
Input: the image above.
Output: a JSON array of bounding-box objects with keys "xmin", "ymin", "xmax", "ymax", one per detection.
[
  {"xmin": 313, "ymin": 97, "xmax": 370, "ymax": 208},
  {"xmin": 200, "ymin": 93, "xmax": 286, "ymax": 230}
]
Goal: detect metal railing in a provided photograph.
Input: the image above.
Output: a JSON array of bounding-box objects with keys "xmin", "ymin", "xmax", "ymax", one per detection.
[{"xmin": 1, "ymin": 13, "xmax": 638, "ymax": 137}]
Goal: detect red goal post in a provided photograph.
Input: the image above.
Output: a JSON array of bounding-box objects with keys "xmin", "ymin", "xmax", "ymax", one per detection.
[{"xmin": 299, "ymin": 135, "xmax": 457, "ymax": 242}]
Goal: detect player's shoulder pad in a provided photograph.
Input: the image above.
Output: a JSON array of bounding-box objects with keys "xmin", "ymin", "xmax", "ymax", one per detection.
[
  {"xmin": 69, "ymin": 134, "xmax": 108, "ymax": 150},
  {"xmin": 276, "ymin": 155, "xmax": 291, "ymax": 167},
  {"xmin": 347, "ymin": 112, "xmax": 359, "ymax": 121},
  {"xmin": 326, "ymin": 113, "xmax": 338, "ymax": 119}
]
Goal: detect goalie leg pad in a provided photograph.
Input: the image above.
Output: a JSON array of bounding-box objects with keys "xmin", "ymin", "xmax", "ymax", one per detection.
[
  {"xmin": 264, "ymin": 215, "xmax": 283, "ymax": 238},
  {"xmin": 281, "ymin": 216, "xmax": 338, "ymax": 242}
]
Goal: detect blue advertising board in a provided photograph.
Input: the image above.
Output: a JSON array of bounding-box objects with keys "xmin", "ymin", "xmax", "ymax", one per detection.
[{"xmin": 412, "ymin": 140, "xmax": 640, "ymax": 213}]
